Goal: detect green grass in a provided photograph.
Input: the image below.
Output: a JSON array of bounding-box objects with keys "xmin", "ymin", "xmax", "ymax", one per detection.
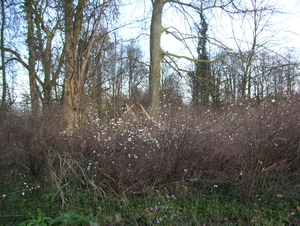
[
  {"xmin": 1, "ymin": 169, "xmax": 300, "ymax": 226},
  {"xmin": 1, "ymin": 147, "xmax": 300, "ymax": 226}
]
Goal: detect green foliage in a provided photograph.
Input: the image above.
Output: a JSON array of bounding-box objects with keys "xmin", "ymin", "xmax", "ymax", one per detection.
[
  {"xmin": 1, "ymin": 181, "xmax": 300, "ymax": 225},
  {"xmin": 18, "ymin": 208, "xmax": 56, "ymax": 226},
  {"xmin": 54, "ymin": 209, "xmax": 94, "ymax": 226},
  {"xmin": 17, "ymin": 208, "xmax": 99, "ymax": 226}
]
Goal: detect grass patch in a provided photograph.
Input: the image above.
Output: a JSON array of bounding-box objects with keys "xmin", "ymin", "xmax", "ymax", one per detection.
[{"xmin": 1, "ymin": 173, "xmax": 300, "ymax": 225}]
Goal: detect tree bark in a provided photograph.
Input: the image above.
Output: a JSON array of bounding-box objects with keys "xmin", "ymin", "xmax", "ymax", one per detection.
[
  {"xmin": 193, "ymin": 10, "xmax": 211, "ymax": 107},
  {"xmin": 62, "ymin": 0, "xmax": 85, "ymax": 128},
  {"xmin": 1, "ymin": 0, "xmax": 6, "ymax": 117},
  {"xmin": 25, "ymin": 0, "xmax": 40, "ymax": 117},
  {"xmin": 149, "ymin": 0, "xmax": 167, "ymax": 114},
  {"xmin": 63, "ymin": 0, "xmax": 103, "ymax": 129}
]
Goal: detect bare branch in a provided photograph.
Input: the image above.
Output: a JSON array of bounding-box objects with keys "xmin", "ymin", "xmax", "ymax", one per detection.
[
  {"xmin": 0, "ymin": 58, "xmax": 19, "ymax": 70},
  {"xmin": 0, "ymin": 47, "xmax": 28, "ymax": 69},
  {"xmin": 162, "ymin": 56, "xmax": 184, "ymax": 77},
  {"xmin": 168, "ymin": 0, "xmax": 233, "ymax": 11},
  {"xmin": 163, "ymin": 50, "xmax": 228, "ymax": 63},
  {"xmin": 0, "ymin": 47, "xmax": 45, "ymax": 86}
]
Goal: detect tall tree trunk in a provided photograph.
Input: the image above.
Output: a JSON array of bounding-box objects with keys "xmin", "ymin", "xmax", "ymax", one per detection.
[
  {"xmin": 62, "ymin": 0, "xmax": 84, "ymax": 128},
  {"xmin": 1, "ymin": 0, "xmax": 6, "ymax": 117},
  {"xmin": 193, "ymin": 10, "xmax": 211, "ymax": 107},
  {"xmin": 40, "ymin": 23, "xmax": 54, "ymax": 108},
  {"xmin": 149, "ymin": 0, "xmax": 166, "ymax": 114},
  {"xmin": 63, "ymin": 0, "xmax": 102, "ymax": 128},
  {"xmin": 25, "ymin": 0, "xmax": 40, "ymax": 117}
]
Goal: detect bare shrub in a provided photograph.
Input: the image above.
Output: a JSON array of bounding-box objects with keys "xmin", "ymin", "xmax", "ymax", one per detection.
[
  {"xmin": 1, "ymin": 96, "xmax": 299, "ymax": 200},
  {"xmin": 206, "ymin": 96, "xmax": 300, "ymax": 198},
  {"xmin": 0, "ymin": 108, "xmax": 65, "ymax": 177}
]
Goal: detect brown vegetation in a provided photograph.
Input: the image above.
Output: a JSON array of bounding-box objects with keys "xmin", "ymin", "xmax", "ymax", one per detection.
[{"xmin": 0, "ymin": 96, "xmax": 300, "ymax": 200}]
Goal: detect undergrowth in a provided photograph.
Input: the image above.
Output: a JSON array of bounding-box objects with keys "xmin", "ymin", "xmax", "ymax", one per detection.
[{"xmin": 0, "ymin": 96, "xmax": 300, "ymax": 225}]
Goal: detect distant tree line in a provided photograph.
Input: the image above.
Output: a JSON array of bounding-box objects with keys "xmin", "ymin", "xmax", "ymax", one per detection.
[{"xmin": 0, "ymin": 0, "xmax": 299, "ymax": 127}]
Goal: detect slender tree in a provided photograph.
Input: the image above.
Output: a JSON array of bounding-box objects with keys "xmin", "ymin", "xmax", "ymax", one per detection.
[
  {"xmin": 126, "ymin": 42, "xmax": 147, "ymax": 104},
  {"xmin": 192, "ymin": 10, "xmax": 211, "ymax": 107},
  {"xmin": 25, "ymin": 0, "xmax": 40, "ymax": 116},
  {"xmin": 149, "ymin": 0, "xmax": 166, "ymax": 114},
  {"xmin": 230, "ymin": 0, "xmax": 277, "ymax": 102},
  {"xmin": 0, "ymin": 0, "xmax": 6, "ymax": 117}
]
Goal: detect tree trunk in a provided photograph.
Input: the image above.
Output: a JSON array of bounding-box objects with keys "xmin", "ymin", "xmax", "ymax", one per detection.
[
  {"xmin": 149, "ymin": 0, "xmax": 166, "ymax": 114},
  {"xmin": 40, "ymin": 24, "xmax": 54, "ymax": 108},
  {"xmin": 1, "ymin": 0, "xmax": 6, "ymax": 117},
  {"xmin": 63, "ymin": 0, "xmax": 102, "ymax": 129},
  {"xmin": 62, "ymin": 0, "xmax": 85, "ymax": 129},
  {"xmin": 193, "ymin": 10, "xmax": 211, "ymax": 107},
  {"xmin": 25, "ymin": 0, "xmax": 40, "ymax": 117}
]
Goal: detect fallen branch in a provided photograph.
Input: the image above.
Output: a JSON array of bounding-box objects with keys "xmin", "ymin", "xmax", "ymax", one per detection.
[{"xmin": 122, "ymin": 103, "xmax": 138, "ymax": 120}]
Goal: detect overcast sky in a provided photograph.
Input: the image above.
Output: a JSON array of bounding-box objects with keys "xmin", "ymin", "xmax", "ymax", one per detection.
[
  {"xmin": 113, "ymin": 0, "xmax": 300, "ymax": 102},
  {"xmin": 117, "ymin": 0, "xmax": 300, "ymax": 61}
]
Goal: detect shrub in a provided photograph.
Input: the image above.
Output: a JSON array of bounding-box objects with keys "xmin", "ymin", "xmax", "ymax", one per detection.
[{"xmin": 0, "ymin": 96, "xmax": 299, "ymax": 202}]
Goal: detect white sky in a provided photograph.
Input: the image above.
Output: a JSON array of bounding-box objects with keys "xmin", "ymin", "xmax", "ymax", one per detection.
[
  {"xmin": 115, "ymin": 0, "xmax": 300, "ymax": 101},
  {"xmin": 117, "ymin": 0, "xmax": 300, "ymax": 60},
  {"xmin": 9, "ymin": 0, "xmax": 300, "ymax": 104}
]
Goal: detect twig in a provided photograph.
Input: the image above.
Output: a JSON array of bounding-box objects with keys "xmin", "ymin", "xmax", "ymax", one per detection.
[
  {"xmin": 139, "ymin": 104, "xmax": 157, "ymax": 124},
  {"xmin": 123, "ymin": 103, "xmax": 137, "ymax": 120}
]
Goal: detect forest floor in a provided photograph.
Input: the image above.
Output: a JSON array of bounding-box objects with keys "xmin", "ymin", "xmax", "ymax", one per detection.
[{"xmin": 1, "ymin": 151, "xmax": 300, "ymax": 226}]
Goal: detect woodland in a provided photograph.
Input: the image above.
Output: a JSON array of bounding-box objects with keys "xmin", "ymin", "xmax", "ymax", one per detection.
[{"xmin": 1, "ymin": 0, "xmax": 300, "ymax": 225}]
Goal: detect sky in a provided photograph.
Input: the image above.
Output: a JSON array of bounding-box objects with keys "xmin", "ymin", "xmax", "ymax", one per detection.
[
  {"xmin": 279, "ymin": 0, "xmax": 300, "ymax": 48},
  {"xmin": 114, "ymin": 0, "xmax": 300, "ymax": 102},
  {"xmin": 117, "ymin": 0, "xmax": 300, "ymax": 60},
  {"xmin": 8, "ymin": 0, "xmax": 300, "ymax": 105}
]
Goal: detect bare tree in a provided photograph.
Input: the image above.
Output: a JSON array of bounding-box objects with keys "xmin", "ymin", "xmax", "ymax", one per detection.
[
  {"xmin": 62, "ymin": 0, "xmax": 119, "ymax": 128},
  {"xmin": 126, "ymin": 42, "xmax": 148, "ymax": 104},
  {"xmin": 149, "ymin": 0, "xmax": 234, "ymax": 113},
  {"xmin": 1, "ymin": 0, "xmax": 65, "ymax": 116},
  {"xmin": 84, "ymin": 28, "xmax": 113, "ymax": 117},
  {"xmin": 230, "ymin": 0, "xmax": 277, "ymax": 101},
  {"xmin": 0, "ymin": 0, "xmax": 6, "ymax": 117}
]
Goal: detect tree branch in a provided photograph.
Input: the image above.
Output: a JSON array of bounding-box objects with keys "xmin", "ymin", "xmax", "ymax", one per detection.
[
  {"xmin": 168, "ymin": 0, "xmax": 233, "ymax": 11},
  {"xmin": 0, "ymin": 47, "xmax": 28, "ymax": 69},
  {"xmin": 0, "ymin": 47, "xmax": 45, "ymax": 86},
  {"xmin": 162, "ymin": 56, "xmax": 184, "ymax": 77},
  {"xmin": 163, "ymin": 50, "xmax": 228, "ymax": 63},
  {"xmin": 0, "ymin": 58, "xmax": 18, "ymax": 70}
]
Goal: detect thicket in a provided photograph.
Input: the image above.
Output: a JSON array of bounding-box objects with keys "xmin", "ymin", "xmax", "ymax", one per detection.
[{"xmin": 1, "ymin": 96, "xmax": 300, "ymax": 225}]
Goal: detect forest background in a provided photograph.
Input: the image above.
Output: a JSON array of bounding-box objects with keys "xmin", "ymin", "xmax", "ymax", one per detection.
[{"xmin": 1, "ymin": 0, "xmax": 300, "ymax": 119}]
